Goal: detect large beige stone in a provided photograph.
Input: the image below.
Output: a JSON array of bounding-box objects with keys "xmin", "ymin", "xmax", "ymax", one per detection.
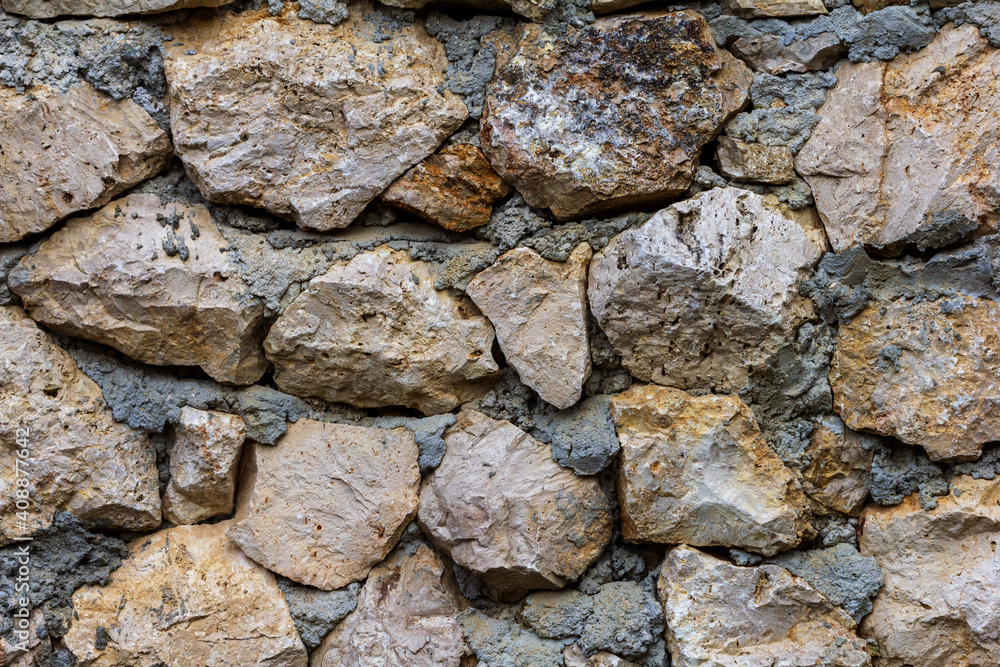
[
  {"xmin": 9, "ymin": 194, "xmax": 268, "ymax": 385},
  {"xmin": 264, "ymin": 247, "xmax": 498, "ymax": 415},
  {"xmin": 796, "ymin": 24, "xmax": 1000, "ymax": 252},
  {"xmin": 466, "ymin": 243, "xmax": 592, "ymax": 409},
  {"xmin": 830, "ymin": 297, "xmax": 1000, "ymax": 462},
  {"xmin": 64, "ymin": 521, "xmax": 307, "ymax": 666},
  {"xmin": 801, "ymin": 416, "xmax": 874, "ymax": 516},
  {"xmin": 1, "ymin": 0, "xmax": 227, "ymax": 18},
  {"xmin": 724, "ymin": 0, "xmax": 828, "ymax": 17},
  {"xmin": 418, "ymin": 410, "xmax": 613, "ymax": 601},
  {"xmin": 0, "ymin": 84, "xmax": 170, "ymax": 243},
  {"xmin": 611, "ymin": 384, "xmax": 813, "ymax": 555},
  {"xmin": 480, "ymin": 11, "xmax": 750, "ymax": 220},
  {"xmin": 860, "ymin": 476, "xmax": 1000, "ymax": 666},
  {"xmin": 227, "ymin": 420, "xmax": 420, "ymax": 590},
  {"xmin": 0, "ymin": 306, "xmax": 159, "ymax": 545},
  {"xmin": 660, "ymin": 545, "xmax": 871, "ymax": 667},
  {"xmin": 166, "ymin": 4, "xmax": 467, "ymax": 231},
  {"xmin": 589, "ymin": 187, "xmax": 822, "ymax": 393},
  {"xmin": 730, "ymin": 31, "xmax": 844, "ymax": 75}
]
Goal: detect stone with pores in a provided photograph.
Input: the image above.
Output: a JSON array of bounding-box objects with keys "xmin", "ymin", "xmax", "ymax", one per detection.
[
  {"xmin": 716, "ymin": 137, "xmax": 796, "ymax": 184},
  {"xmin": 1, "ymin": 0, "xmax": 227, "ymax": 17},
  {"xmin": 724, "ymin": 0, "xmax": 827, "ymax": 18}
]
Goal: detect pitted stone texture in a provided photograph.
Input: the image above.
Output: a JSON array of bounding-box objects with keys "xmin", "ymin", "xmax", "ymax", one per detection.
[
  {"xmin": 660, "ymin": 546, "xmax": 871, "ymax": 667},
  {"xmin": 264, "ymin": 247, "xmax": 498, "ymax": 415},
  {"xmin": 801, "ymin": 416, "xmax": 874, "ymax": 516},
  {"xmin": 716, "ymin": 137, "xmax": 795, "ymax": 184},
  {"xmin": 64, "ymin": 522, "xmax": 307, "ymax": 666},
  {"xmin": 480, "ymin": 11, "xmax": 751, "ymax": 220},
  {"xmin": 166, "ymin": 4, "xmax": 467, "ymax": 231},
  {"xmin": 418, "ymin": 410, "xmax": 613, "ymax": 601},
  {"xmin": 0, "ymin": 84, "xmax": 170, "ymax": 243},
  {"xmin": 0, "ymin": 306, "xmax": 159, "ymax": 545},
  {"xmin": 227, "ymin": 420, "xmax": 419, "ymax": 590},
  {"xmin": 796, "ymin": 24, "xmax": 1000, "ymax": 253},
  {"xmin": 1, "ymin": 0, "xmax": 227, "ymax": 17},
  {"xmin": 9, "ymin": 194, "xmax": 268, "ymax": 385},
  {"xmin": 466, "ymin": 243, "xmax": 592, "ymax": 409},
  {"xmin": 860, "ymin": 476, "xmax": 1000, "ymax": 666},
  {"xmin": 724, "ymin": 0, "xmax": 827, "ymax": 17},
  {"xmin": 830, "ymin": 298, "xmax": 1000, "ymax": 462},
  {"xmin": 313, "ymin": 545, "xmax": 472, "ymax": 666},
  {"xmin": 611, "ymin": 384, "xmax": 813, "ymax": 555},
  {"xmin": 589, "ymin": 187, "xmax": 822, "ymax": 394}
]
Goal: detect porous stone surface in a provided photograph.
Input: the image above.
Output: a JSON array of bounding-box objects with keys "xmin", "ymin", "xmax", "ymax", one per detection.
[
  {"xmin": 227, "ymin": 420, "xmax": 420, "ymax": 590},
  {"xmin": 716, "ymin": 137, "xmax": 796, "ymax": 184},
  {"xmin": 1, "ymin": 0, "xmax": 227, "ymax": 18},
  {"xmin": 458, "ymin": 609, "xmax": 564, "ymax": 667},
  {"xmin": 801, "ymin": 415, "xmax": 874, "ymax": 515},
  {"xmin": 275, "ymin": 578, "xmax": 360, "ymax": 651},
  {"xmin": 768, "ymin": 543, "xmax": 883, "ymax": 623}
]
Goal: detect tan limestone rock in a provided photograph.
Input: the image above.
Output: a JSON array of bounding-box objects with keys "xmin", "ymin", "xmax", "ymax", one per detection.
[
  {"xmin": 801, "ymin": 416, "xmax": 874, "ymax": 516},
  {"xmin": 716, "ymin": 137, "xmax": 796, "ymax": 184},
  {"xmin": 563, "ymin": 646, "xmax": 641, "ymax": 667},
  {"xmin": 725, "ymin": 0, "xmax": 828, "ymax": 17},
  {"xmin": 731, "ymin": 31, "xmax": 844, "ymax": 74},
  {"xmin": 1, "ymin": 0, "xmax": 227, "ymax": 18}
]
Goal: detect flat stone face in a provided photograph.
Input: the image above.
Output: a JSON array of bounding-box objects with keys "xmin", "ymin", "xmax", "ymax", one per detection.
[
  {"xmin": 589, "ymin": 187, "xmax": 822, "ymax": 393},
  {"xmin": 830, "ymin": 297, "xmax": 1000, "ymax": 462},
  {"xmin": 0, "ymin": 306, "xmax": 160, "ymax": 545},
  {"xmin": 63, "ymin": 522, "xmax": 307, "ymax": 667},
  {"xmin": 731, "ymin": 32, "xmax": 844, "ymax": 75},
  {"xmin": 313, "ymin": 544, "xmax": 472, "ymax": 666},
  {"xmin": 227, "ymin": 420, "xmax": 420, "ymax": 590},
  {"xmin": 0, "ymin": 84, "xmax": 170, "ymax": 243},
  {"xmin": 611, "ymin": 385, "xmax": 813, "ymax": 555},
  {"xmin": 466, "ymin": 243, "xmax": 592, "ymax": 409},
  {"xmin": 480, "ymin": 11, "xmax": 751, "ymax": 220},
  {"xmin": 166, "ymin": 4, "xmax": 467, "ymax": 231},
  {"xmin": 660, "ymin": 545, "xmax": 871, "ymax": 667},
  {"xmin": 716, "ymin": 137, "xmax": 796, "ymax": 184},
  {"xmin": 1, "ymin": 0, "xmax": 227, "ymax": 18},
  {"xmin": 264, "ymin": 247, "xmax": 498, "ymax": 415},
  {"xmin": 418, "ymin": 410, "xmax": 613, "ymax": 601},
  {"xmin": 9, "ymin": 194, "xmax": 268, "ymax": 385},
  {"xmin": 860, "ymin": 476, "xmax": 1000, "ymax": 667},
  {"xmin": 801, "ymin": 416, "xmax": 874, "ymax": 516},
  {"xmin": 796, "ymin": 24, "xmax": 1000, "ymax": 253},
  {"xmin": 724, "ymin": 0, "xmax": 828, "ymax": 17}
]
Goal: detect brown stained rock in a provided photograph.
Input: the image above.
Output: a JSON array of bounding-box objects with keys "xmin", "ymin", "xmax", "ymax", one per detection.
[
  {"xmin": 380, "ymin": 144, "xmax": 511, "ymax": 232},
  {"xmin": 830, "ymin": 298, "xmax": 1000, "ymax": 462},
  {"xmin": 418, "ymin": 410, "xmax": 613, "ymax": 601},
  {"xmin": 166, "ymin": 4, "xmax": 467, "ymax": 232},
  {"xmin": 0, "ymin": 306, "xmax": 160, "ymax": 545},
  {"xmin": 1, "ymin": 0, "xmax": 226, "ymax": 17},
  {"xmin": 716, "ymin": 137, "xmax": 796, "ymax": 184},
  {"xmin": 0, "ymin": 84, "xmax": 170, "ymax": 243},
  {"xmin": 851, "ymin": 0, "xmax": 908, "ymax": 14},
  {"xmin": 731, "ymin": 32, "xmax": 844, "ymax": 75},
  {"xmin": 227, "ymin": 420, "xmax": 420, "ymax": 590},
  {"xmin": 724, "ymin": 0, "xmax": 828, "ymax": 17},
  {"xmin": 465, "ymin": 243, "xmax": 592, "ymax": 409},
  {"xmin": 9, "ymin": 194, "xmax": 268, "ymax": 385},
  {"xmin": 480, "ymin": 11, "xmax": 750, "ymax": 220},
  {"xmin": 860, "ymin": 476, "xmax": 1000, "ymax": 666},
  {"xmin": 63, "ymin": 521, "xmax": 307, "ymax": 666},
  {"xmin": 796, "ymin": 24, "xmax": 1000, "ymax": 253},
  {"xmin": 801, "ymin": 416, "xmax": 874, "ymax": 516}
]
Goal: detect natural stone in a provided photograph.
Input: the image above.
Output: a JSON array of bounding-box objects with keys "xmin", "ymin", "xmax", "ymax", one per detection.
[
  {"xmin": 716, "ymin": 137, "xmax": 796, "ymax": 184},
  {"xmin": 860, "ymin": 476, "xmax": 1000, "ymax": 666},
  {"xmin": 796, "ymin": 24, "xmax": 1000, "ymax": 252},
  {"xmin": 227, "ymin": 420, "xmax": 419, "ymax": 590},
  {"xmin": 9, "ymin": 194, "xmax": 268, "ymax": 385},
  {"xmin": 724, "ymin": 0, "xmax": 828, "ymax": 18},
  {"xmin": 418, "ymin": 410, "xmax": 613, "ymax": 600},
  {"xmin": 768, "ymin": 543, "xmax": 883, "ymax": 623},
  {"xmin": 563, "ymin": 647, "xmax": 641, "ymax": 667},
  {"xmin": 480, "ymin": 11, "xmax": 751, "ymax": 220},
  {"xmin": 312, "ymin": 544, "xmax": 472, "ymax": 666},
  {"xmin": 264, "ymin": 247, "xmax": 498, "ymax": 415},
  {"xmin": 801, "ymin": 416, "xmax": 874, "ymax": 515},
  {"xmin": 660, "ymin": 545, "xmax": 871, "ymax": 667},
  {"xmin": 64, "ymin": 522, "xmax": 307, "ymax": 666},
  {"xmin": 1, "ymin": 0, "xmax": 226, "ymax": 17},
  {"xmin": 381, "ymin": 144, "xmax": 511, "ymax": 232},
  {"xmin": 166, "ymin": 4, "xmax": 467, "ymax": 231},
  {"xmin": 589, "ymin": 187, "xmax": 822, "ymax": 394},
  {"xmin": 530, "ymin": 395, "xmax": 620, "ymax": 476},
  {"xmin": 162, "ymin": 407, "xmax": 246, "ymax": 526},
  {"xmin": 466, "ymin": 243, "xmax": 592, "ymax": 409},
  {"xmin": 611, "ymin": 384, "xmax": 813, "ymax": 556},
  {"xmin": 830, "ymin": 297, "xmax": 1000, "ymax": 462},
  {"xmin": 731, "ymin": 31, "xmax": 844, "ymax": 74},
  {"xmin": 0, "ymin": 83, "xmax": 170, "ymax": 243}
]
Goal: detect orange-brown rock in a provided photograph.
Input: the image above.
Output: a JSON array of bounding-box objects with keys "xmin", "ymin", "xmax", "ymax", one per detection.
[{"xmin": 801, "ymin": 416, "xmax": 874, "ymax": 516}]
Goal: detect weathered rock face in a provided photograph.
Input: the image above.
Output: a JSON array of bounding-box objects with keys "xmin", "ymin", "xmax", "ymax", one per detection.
[
  {"xmin": 724, "ymin": 0, "xmax": 828, "ymax": 18},
  {"xmin": 589, "ymin": 187, "xmax": 822, "ymax": 393},
  {"xmin": 480, "ymin": 11, "xmax": 751, "ymax": 220},
  {"xmin": 227, "ymin": 420, "xmax": 420, "ymax": 590},
  {"xmin": 796, "ymin": 24, "xmax": 1000, "ymax": 253},
  {"xmin": 716, "ymin": 137, "xmax": 795, "ymax": 184},
  {"xmin": 166, "ymin": 4, "xmax": 467, "ymax": 231},
  {"xmin": 466, "ymin": 243, "xmax": 592, "ymax": 409},
  {"xmin": 1, "ymin": 0, "xmax": 227, "ymax": 18},
  {"xmin": 611, "ymin": 385, "xmax": 813, "ymax": 555},
  {"xmin": 264, "ymin": 247, "xmax": 498, "ymax": 415},
  {"xmin": 417, "ymin": 410, "xmax": 613, "ymax": 600},
  {"xmin": 731, "ymin": 31, "xmax": 844, "ymax": 75},
  {"xmin": 660, "ymin": 545, "xmax": 871, "ymax": 667},
  {"xmin": 830, "ymin": 297, "xmax": 1000, "ymax": 462},
  {"xmin": 312, "ymin": 544, "xmax": 472, "ymax": 666},
  {"xmin": 63, "ymin": 521, "xmax": 308, "ymax": 666},
  {"xmin": 162, "ymin": 407, "xmax": 246, "ymax": 526},
  {"xmin": 801, "ymin": 416, "xmax": 874, "ymax": 515},
  {"xmin": 0, "ymin": 84, "xmax": 170, "ymax": 243},
  {"xmin": 860, "ymin": 476, "xmax": 1000, "ymax": 667},
  {"xmin": 9, "ymin": 194, "xmax": 268, "ymax": 385},
  {"xmin": 0, "ymin": 306, "xmax": 160, "ymax": 544}
]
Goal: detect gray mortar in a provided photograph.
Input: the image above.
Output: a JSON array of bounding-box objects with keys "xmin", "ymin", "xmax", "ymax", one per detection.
[
  {"xmin": 520, "ymin": 211, "xmax": 647, "ymax": 262},
  {"xmin": 275, "ymin": 577, "xmax": 360, "ymax": 649},
  {"xmin": 457, "ymin": 608, "xmax": 565, "ymax": 667},
  {"xmin": 685, "ymin": 165, "xmax": 814, "ymax": 210},
  {"xmin": 577, "ymin": 544, "xmax": 656, "ymax": 595},
  {"xmin": 368, "ymin": 413, "xmax": 456, "ymax": 472},
  {"xmin": 951, "ymin": 443, "xmax": 1000, "ymax": 480},
  {"xmin": 750, "ymin": 72, "xmax": 836, "ymax": 110},
  {"xmin": 0, "ymin": 240, "xmax": 33, "ymax": 305},
  {"xmin": 896, "ymin": 209, "xmax": 981, "ymax": 252},
  {"xmin": 725, "ymin": 108, "xmax": 820, "ymax": 153},
  {"xmin": 584, "ymin": 318, "xmax": 636, "ymax": 399},
  {"xmin": 729, "ymin": 548, "xmax": 764, "ymax": 566},
  {"xmin": 520, "ymin": 589, "xmax": 593, "ymax": 639},
  {"xmin": 937, "ymin": 1, "xmax": 1000, "ymax": 46},
  {"xmin": 531, "ymin": 395, "xmax": 620, "ymax": 475},
  {"xmin": 867, "ymin": 438, "xmax": 949, "ymax": 509},
  {"xmin": 476, "ymin": 195, "xmax": 554, "ymax": 252},
  {"xmin": 463, "ymin": 367, "xmax": 556, "ymax": 431},
  {"xmin": 296, "ymin": 0, "xmax": 349, "ymax": 26},
  {"xmin": 768, "ymin": 543, "xmax": 883, "ymax": 623},
  {"xmin": 812, "ymin": 514, "xmax": 860, "ymax": 548},
  {"xmin": 577, "ymin": 581, "xmax": 664, "ymax": 661}
]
